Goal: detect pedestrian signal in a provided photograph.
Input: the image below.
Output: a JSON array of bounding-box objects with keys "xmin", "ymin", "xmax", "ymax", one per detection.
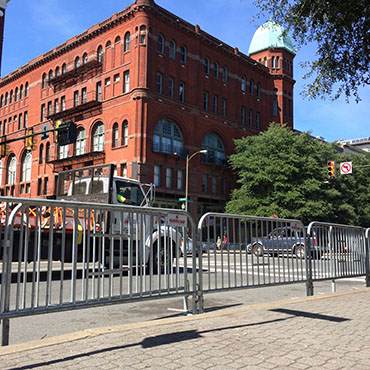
[{"xmin": 327, "ymin": 160, "xmax": 336, "ymax": 178}]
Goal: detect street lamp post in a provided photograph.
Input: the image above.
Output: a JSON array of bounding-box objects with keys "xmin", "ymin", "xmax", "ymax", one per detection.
[{"xmin": 185, "ymin": 149, "xmax": 207, "ymax": 212}]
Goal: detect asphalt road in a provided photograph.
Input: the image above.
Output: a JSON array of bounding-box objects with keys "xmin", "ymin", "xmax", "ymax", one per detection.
[{"xmin": 2, "ymin": 254, "xmax": 367, "ymax": 345}]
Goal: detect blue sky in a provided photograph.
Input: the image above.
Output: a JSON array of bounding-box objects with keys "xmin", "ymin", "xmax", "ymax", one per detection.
[{"xmin": 1, "ymin": 0, "xmax": 369, "ymax": 143}]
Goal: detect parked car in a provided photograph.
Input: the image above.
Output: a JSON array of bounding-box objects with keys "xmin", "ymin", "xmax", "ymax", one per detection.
[{"xmin": 246, "ymin": 226, "xmax": 321, "ymax": 259}]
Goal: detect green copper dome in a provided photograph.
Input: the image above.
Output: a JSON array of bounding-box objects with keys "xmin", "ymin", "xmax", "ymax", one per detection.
[{"xmin": 248, "ymin": 20, "xmax": 295, "ymax": 55}]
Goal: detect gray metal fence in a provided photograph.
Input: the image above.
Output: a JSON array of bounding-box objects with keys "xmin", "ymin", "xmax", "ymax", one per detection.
[{"xmin": 0, "ymin": 197, "xmax": 198, "ymax": 346}]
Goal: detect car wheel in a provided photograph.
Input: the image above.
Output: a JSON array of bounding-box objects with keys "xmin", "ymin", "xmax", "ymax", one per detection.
[
  {"xmin": 252, "ymin": 243, "xmax": 264, "ymax": 257},
  {"xmin": 294, "ymin": 244, "xmax": 305, "ymax": 259}
]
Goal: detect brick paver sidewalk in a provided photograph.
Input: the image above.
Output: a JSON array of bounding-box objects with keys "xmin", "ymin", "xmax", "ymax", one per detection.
[{"xmin": 1, "ymin": 289, "xmax": 370, "ymax": 369}]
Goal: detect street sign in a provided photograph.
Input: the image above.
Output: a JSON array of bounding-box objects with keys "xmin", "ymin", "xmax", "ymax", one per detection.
[
  {"xmin": 178, "ymin": 198, "xmax": 194, "ymax": 203},
  {"xmin": 340, "ymin": 162, "xmax": 352, "ymax": 175}
]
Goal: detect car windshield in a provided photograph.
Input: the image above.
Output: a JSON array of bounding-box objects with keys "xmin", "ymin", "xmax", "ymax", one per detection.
[{"xmin": 116, "ymin": 181, "xmax": 144, "ymax": 206}]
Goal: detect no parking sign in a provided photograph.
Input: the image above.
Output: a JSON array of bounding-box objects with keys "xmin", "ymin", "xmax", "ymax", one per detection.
[{"xmin": 340, "ymin": 162, "xmax": 352, "ymax": 175}]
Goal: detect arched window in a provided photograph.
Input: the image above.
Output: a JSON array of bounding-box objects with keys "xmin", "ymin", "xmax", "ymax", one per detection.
[
  {"xmin": 112, "ymin": 122, "xmax": 119, "ymax": 148},
  {"xmin": 55, "ymin": 66, "xmax": 60, "ymax": 77},
  {"xmin": 249, "ymin": 79, "xmax": 254, "ymax": 95},
  {"xmin": 140, "ymin": 25, "xmax": 146, "ymax": 44},
  {"xmin": 180, "ymin": 45, "xmax": 187, "ymax": 64},
  {"xmin": 264, "ymin": 57, "xmax": 267, "ymax": 66},
  {"xmin": 201, "ymin": 133, "xmax": 226, "ymax": 166},
  {"xmin": 276, "ymin": 56, "xmax": 280, "ymax": 69},
  {"xmin": 5, "ymin": 92, "xmax": 8, "ymax": 105},
  {"xmin": 153, "ymin": 119, "xmax": 184, "ymax": 155},
  {"xmin": 92, "ymin": 121, "xmax": 105, "ymax": 151},
  {"xmin": 75, "ymin": 56, "xmax": 80, "ymax": 69},
  {"xmin": 214, "ymin": 62, "xmax": 219, "ymax": 79},
  {"xmin": 169, "ymin": 39, "xmax": 176, "ymax": 59},
  {"xmin": 0, "ymin": 94, "xmax": 3, "ymax": 107},
  {"xmin": 271, "ymin": 56, "xmax": 275, "ymax": 69},
  {"xmin": 124, "ymin": 32, "xmax": 131, "ymax": 51},
  {"xmin": 114, "ymin": 36, "xmax": 121, "ymax": 43},
  {"xmin": 76, "ymin": 128, "xmax": 86, "ymax": 156},
  {"xmin": 25, "ymin": 82, "xmax": 29, "ymax": 96},
  {"xmin": 204, "ymin": 57, "xmax": 210, "ymax": 75},
  {"xmin": 222, "ymin": 66, "xmax": 228, "ymax": 83},
  {"xmin": 15, "ymin": 87, "xmax": 18, "ymax": 102},
  {"xmin": 97, "ymin": 45, "xmax": 103, "ymax": 63},
  {"xmin": 39, "ymin": 144, "xmax": 44, "ymax": 165},
  {"xmin": 7, "ymin": 155, "xmax": 16, "ymax": 185},
  {"xmin": 9, "ymin": 90, "xmax": 13, "ymax": 104},
  {"xmin": 157, "ymin": 33, "xmax": 165, "ymax": 54},
  {"xmin": 123, "ymin": 120, "xmax": 128, "ymax": 146},
  {"xmin": 20, "ymin": 85, "xmax": 24, "ymax": 99},
  {"xmin": 62, "ymin": 63, "xmax": 67, "ymax": 74},
  {"xmin": 42, "ymin": 73, "xmax": 47, "ymax": 89},
  {"xmin": 241, "ymin": 76, "xmax": 247, "ymax": 92},
  {"xmin": 83, "ymin": 53, "xmax": 88, "ymax": 64},
  {"xmin": 22, "ymin": 152, "xmax": 32, "ymax": 182},
  {"xmin": 48, "ymin": 69, "xmax": 53, "ymax": 82},
  {"xmin": 105, "ymin": 41, "xmax": 111, "ymax": 48}
]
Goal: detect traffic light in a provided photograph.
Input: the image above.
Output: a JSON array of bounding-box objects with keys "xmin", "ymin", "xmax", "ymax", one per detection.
[
  {"xmin": 26, "ymin": 128, "xmax": 37, "ymax": 151},
  {"xmin": 54, "ymin": 119, "xmax": 62, "ymax": 143},
  {"xmin": 327, "ymin": 160, "xmax": 336, "ymax": 178},
  {"xmin": 57, "ymin": 121, "xmax": 77, "ymax": 146},
  {"xmin": 0, "ymin": 136, "xmax": 10, "ymax": 158}
]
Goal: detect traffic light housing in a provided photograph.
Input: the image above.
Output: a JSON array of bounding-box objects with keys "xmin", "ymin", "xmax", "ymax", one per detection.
[
  {"xmin": 327, "ymin": 160, "xmax": 336, "ymax": 178},
  {"xmin": 0, "ymin": 136, "xmax": 10, "ymax": 158},
  {"xmin": 56, "ymin": 121, "xmax": 77, "ymax": 146},
  {"xmin": 26, "ymin": 128, "xmax": 37, "ymax": 151}
]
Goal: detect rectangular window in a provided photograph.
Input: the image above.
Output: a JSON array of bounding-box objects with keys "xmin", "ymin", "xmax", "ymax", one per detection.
[
  {"xmin": 168, "ymin": 77, "xmax": 174, "ymax": 98},
  {"xmin": 213, "ymin": 95, "xmax": 218, "ymax": 114},
  {"xmin": 54, "ymin": 99, "xmax": 59, "ymax": 113},
  {"xmin": 256, "ymin": 112, "xmax": 260, "ymax": 129},
  {"xmin": 81, "ymin": 87, "xmax": 87, "ymax": 104},
  {"xmin": 61, "ymin": 96, "xmax": 66, "ymax": 111},
  {"xmin": 114, "ymin": 73, "xmax": 120, "ymax": 83},
  {"xmin": 249, "ymin": 109, "xmax": 253, "ymax": 127},
  {"xmin": 156, "ymin": 72, "xmax": 163, "ymax": 94},
  {"xmin": 37, "ymin": 179, "xmax": 42, "ymax": 196},
  {"xmin": 43, "ymin": 177, "xmax": 48, "ymax": 195},
  {"xmin": 3, "ymin": 119, "xmax": 6, "ymax": 135},
  {"xmin": 177, "ymin": 170, "xmax": 183, "ymax": 190},
  {"xmin": 123, "ymin": 122, "xmax": 128, "ymax": 146},
  {"xmin": 24, "ymin": 111, "xmax": 28, "ymax": 128},
  {"xmin": 202, "ymin": 175, "xmax": 208, "ymax": 193},
  {"xmin": 18, "ymin": 113, "xmax": 22, "ymax": 130},
  {"xmin": 221, "ymin": 178, "xmax": 226, "ymax": 196},
  {"xmin": 166, "ymin": 168, "xmax": 173, "ymax": 188},
  {"xmin": 241, "ymin": 105, "xmax": 246, "ymax": 125},
  {"xmin": 154, "ymin": 165, "xmax": 161, "ymax": 187},
  {"xmin": 96, "ymin": 82, "xmax": 102, "ymax": 101},
  {"xmin": 47, "ymin": 101, "xmax": 52, "ymax": 117},
  {"xmin": 203, "ymin": 91, "xmax": 209, "ymax": 111},
  {"xmin": 211, "ymin": 176, "xmax": 217, "ymax": 194},
  {"xmin": 105, "ymin": 77, "xmax": 110, "ymax": 86},
  {"xmin": 73, "ymin": 91, "xmax": 79, "ymax": 107},
  {"xmin": 222, "ymin": 98, "xmax": 227, "ymax": 117},
  {"xmin": 179, "ymin": 82, "xmax": 185, "ymax": 102},
  {"xmin": 120, "ymin": 163, "xmax": 127, "ymax": 177},
  {"xmin": 41, "ymin": 104, "xmax": 45, "ymax": 121},
  {"xmin": 123, "ymin": 70, "xmax": 130, "ymax": 93}
]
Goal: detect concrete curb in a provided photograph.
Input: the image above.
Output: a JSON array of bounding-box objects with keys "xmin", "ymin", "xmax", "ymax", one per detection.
[{"xmin": 1, "ymin": 287, "xmax": 368, "ymax": 356}]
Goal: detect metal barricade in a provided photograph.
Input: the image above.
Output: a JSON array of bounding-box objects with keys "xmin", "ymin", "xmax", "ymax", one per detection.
[
  {"xmin": 0, "ymin": 197, "xmax": 198, "ymax": 346},
  {"xmin": 197, "ymin": 213, "xmax": 307, "ymax": 312},
  {"xmin": 306, "ymin": 222, "xmax": 370, "ymax": 295}
]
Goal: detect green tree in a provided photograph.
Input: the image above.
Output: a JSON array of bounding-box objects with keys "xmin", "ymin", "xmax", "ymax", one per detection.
[
  {"xmin": 226, "ymin": 124, "xmax": 370, "ymax": 226},
  {"xmin": 253, "ymin": 0, "xmax": 369, "ymax": 102}
]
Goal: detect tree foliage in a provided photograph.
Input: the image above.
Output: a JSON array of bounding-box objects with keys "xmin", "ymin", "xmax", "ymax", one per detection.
[
  {"xmin": 226, "ymin": 124, "xmax": 370, "ymax": 226},
  {"xmin": 253, "ymin": 0, "xmax": 370, "ymax": 102}
]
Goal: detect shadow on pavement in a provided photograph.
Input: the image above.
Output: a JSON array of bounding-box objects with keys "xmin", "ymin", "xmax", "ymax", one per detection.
[{"xmin": 269, "ymin": 308, "xmax": 349, "ymax": 322}]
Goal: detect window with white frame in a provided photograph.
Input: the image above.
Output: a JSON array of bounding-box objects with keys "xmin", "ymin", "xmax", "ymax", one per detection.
[
  {"xmin": 124, "ymin": 32, "xmax": 131, "ymax": 51},
  {"xmin": 7, "ymin": 156, "xmax": 16, "ymax": 184},
  {"xmin": 21, "ymin": 152, "xmax": 32, "ymax": 182},
  {"xmin": 154, "ymin": 165, "xmax": 161, "ymax": 187},
  {"xmin": 166, "ymin": 168, "xmax": 173, "ymax": 188},
  {"xmin": 97, "ymin": 46, "xmax": 103, "ymax": 63},
  {"xmin": 59, "ymin": 144, "xmax": 69, "ymax": 159},
  {"xmin": 112, "ymin": 123, "xmax": 119, "ymax": 148},
  {"xmin": 123, "ymin": 70, "xmax": 130, "ymax": 93},
  {"xmin": 76, "ymin": 128, "xmax": 86, "ymax": 156},
  {"xmin": 92, "ymin": 121, "xmax": 105, "ymax": 151},
  {"xmin": 153, "ymin": 119, "xmax": 184, "ymax": 155},
  {"xmin": 123, "ymin": 120, "xmax": 128, "ymax": 146}
]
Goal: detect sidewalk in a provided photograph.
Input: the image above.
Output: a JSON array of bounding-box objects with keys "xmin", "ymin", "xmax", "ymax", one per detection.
[{"xmin": 1, "ymin": 288, "xmax": 370, "ymax": 369}]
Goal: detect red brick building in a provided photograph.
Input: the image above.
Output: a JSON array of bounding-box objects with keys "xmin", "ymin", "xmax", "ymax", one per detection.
[{"xmin": 0, "ymin": 0, "xmax": 295, "ymax": 220}]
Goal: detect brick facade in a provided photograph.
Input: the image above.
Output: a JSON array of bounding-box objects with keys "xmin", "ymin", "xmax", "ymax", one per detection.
[{"xmin": 0, "ymin": 0, "xmax": 295, "ymax": 220}]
